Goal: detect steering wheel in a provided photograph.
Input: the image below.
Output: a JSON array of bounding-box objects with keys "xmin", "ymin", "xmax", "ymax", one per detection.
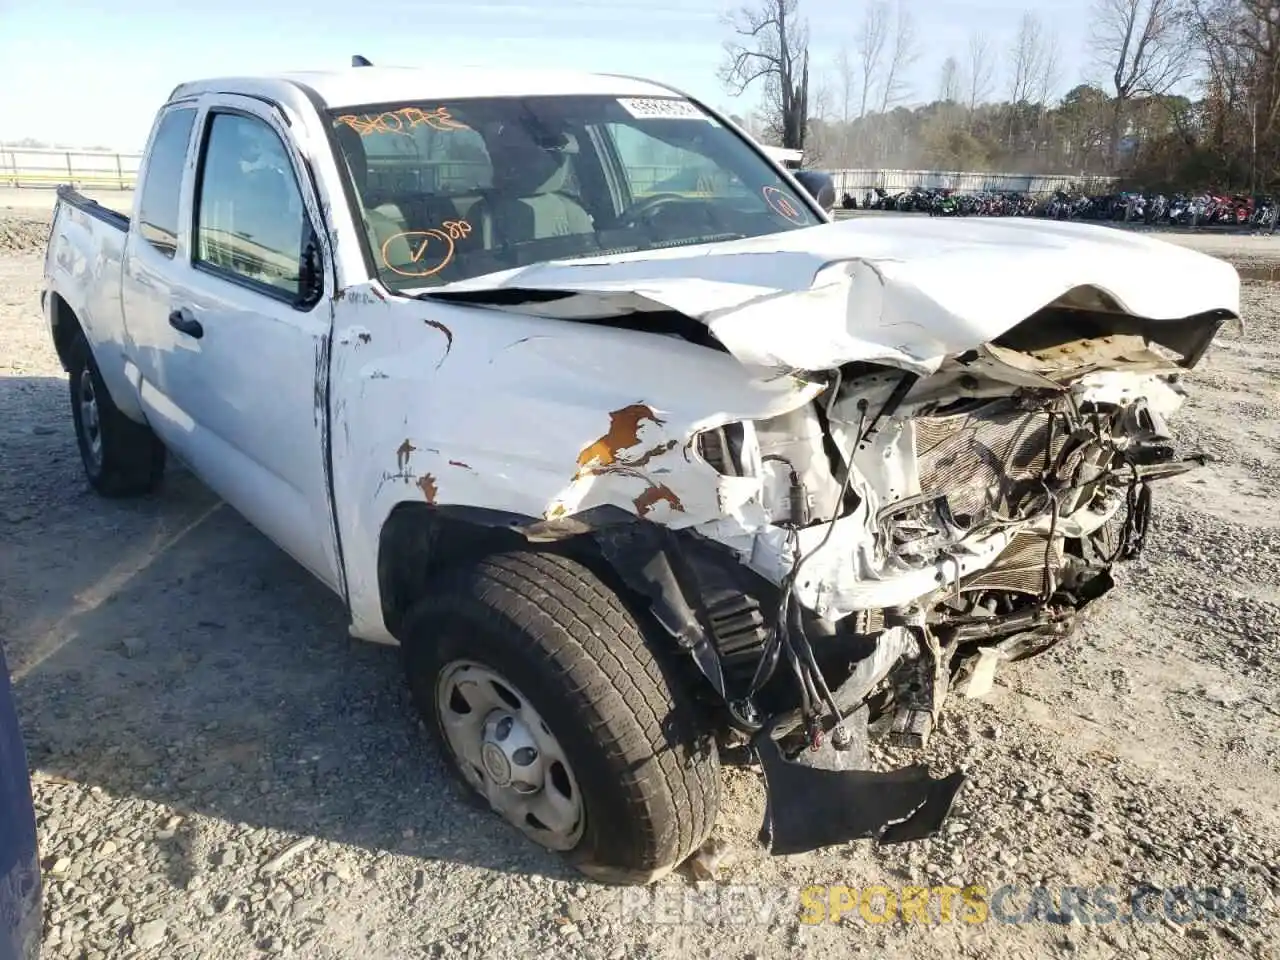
[{"xmin": 615, "ymin": 192, "xmax": 693, "ymax": 228}]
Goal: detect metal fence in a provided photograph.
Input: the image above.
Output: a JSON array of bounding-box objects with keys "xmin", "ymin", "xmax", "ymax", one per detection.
[
  {"xmin": 1, "ymin": 147, "xmax": 1119, "ymax": 198},
  {"xmin": 1, "ymin": 147, "xmax": 141, "ymax": 189},
  {"xmin": 827, "ymin": 168, "xmax": 1119, "ymax": 197}
]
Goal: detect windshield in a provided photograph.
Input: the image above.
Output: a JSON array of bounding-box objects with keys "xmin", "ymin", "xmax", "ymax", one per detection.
[{"xmin": 327, "ymin": 94, "xmax": 822, "ymax": 291}]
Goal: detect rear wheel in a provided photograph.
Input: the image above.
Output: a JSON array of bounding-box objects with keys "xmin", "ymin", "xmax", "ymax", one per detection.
[
  {"xmin": 68, "ymin": 332, "xmax": 166, "ymax": 497},
  {"xmin": 400, "ymin": 550, "xmax": 720, "ymax": 883}
]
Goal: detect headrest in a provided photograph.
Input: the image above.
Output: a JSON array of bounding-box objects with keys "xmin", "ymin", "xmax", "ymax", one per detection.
[{"xmin": 487, "ymin": 122, "xmax": 573, "ymax": 196}]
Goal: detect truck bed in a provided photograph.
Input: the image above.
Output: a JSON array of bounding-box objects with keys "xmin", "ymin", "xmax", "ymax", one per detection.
[{"xmin": 55, "ymin": 184, "xmax": 129, "ymax": 232}]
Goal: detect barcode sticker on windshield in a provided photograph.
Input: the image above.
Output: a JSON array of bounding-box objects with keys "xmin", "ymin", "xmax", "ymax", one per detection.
[{"xmin": 617, "ymin": 97, "xmax": 707, "ymax": 120}]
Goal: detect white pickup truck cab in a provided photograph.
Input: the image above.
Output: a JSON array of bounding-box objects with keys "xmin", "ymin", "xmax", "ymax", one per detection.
[{"xmin": 43, "ymin": 63, "xmax": 1240, "ymax": 883}]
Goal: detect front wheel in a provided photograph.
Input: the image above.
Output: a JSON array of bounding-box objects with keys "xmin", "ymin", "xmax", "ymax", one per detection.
[
  {"xmin": 400, "ymin": 550, "xmax": 720, "ymax": 884},
  {"xmin": 68, "ymin": 332, "xmax": 166, "ymax": 497}
]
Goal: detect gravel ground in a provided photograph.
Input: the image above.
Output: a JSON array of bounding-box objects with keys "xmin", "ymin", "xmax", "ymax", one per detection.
[
  {"xmin": 0, "ymin": 218, "xmax": 50, "ymax": 256},
  {"xmin": 1, "ymin": 206, "xmax": 1279, "ymax": 959}
]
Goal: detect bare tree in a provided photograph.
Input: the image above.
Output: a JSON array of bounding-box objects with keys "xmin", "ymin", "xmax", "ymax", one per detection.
[
  {"xmin": 1004, "ymin": 13, "xmax": 1056, "ymax": 155},
  {"xmin": 1033, "ymin": 37, "xmax": 1062, "ymax": 106},
  {"xmin": 878, "ymin": 1, "xmax": 920, "ymax": 112},
  {"xmin": 1231, "ymin": 0, "xmax": 1280, "ymax": 189},
  {"xmin": 1189, "ymin": 0, "xmax": 1250, "ymax": 143},
  {"xmin": 810, "ymin": 73, "xmax": 835, "ymax": 120},
  {"xmin": 829, "ymin": 45, "xmax": 859, "ymax": 165},
  {"xmin": 1190, "ymin": 0, "xmax": 1249, "ymax": 117},
  {"xmin": 1008, "ymin": 13, "xmax": 1051, "ymax": 105},
  {"xmin": 1089, "ymin": 0, "xmax": 1191, "ymax": 160},
  {"xmin": 856, "ymin": 0, "xmax": 889, "ymax": 119},
  {"xmin": 1028, "ymin": 28, "xmax": 1062, "ymax": 160},
  {"xmin": 938, "ymin": 55, "xmax": 962, "ymax": 102},
  {"xmin": 718, "ymin": 0, "xmax": 811, "ymax": 149},
  {"xmin": 739, "ymin": 111, "xmax": 767, "ymax": 140},
  {"xmin": 834, "ymin": 45, "xmax": 858, "ymax": 123},
  {"xmin": 965, "ymin": 32, "xmax": 996, "ymax": 113}
]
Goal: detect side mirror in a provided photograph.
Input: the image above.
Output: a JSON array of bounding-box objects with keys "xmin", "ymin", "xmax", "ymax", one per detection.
[
  {"xmin": 794, "ymin": 170, "xmax": 836, "ymax": 213},
  {"xmin": 297, "ymin": 230, "xmax": 325, "ymax": 308}
]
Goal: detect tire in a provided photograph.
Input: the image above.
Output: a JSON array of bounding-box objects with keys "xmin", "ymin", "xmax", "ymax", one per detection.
[
  {"xmin": 68, "ymin": 331, "xmax": 166, "ymax": 497},
  {"xmin": 399, "ymin": 550, "xmax": 720, "ymax": 884}
]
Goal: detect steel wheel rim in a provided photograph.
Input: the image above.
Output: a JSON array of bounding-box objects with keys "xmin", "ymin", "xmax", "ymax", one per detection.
[
  {"xmin": 436, "ymin": 659, "xmax": 585, "ymax": 851},
  {"xmin": 78, "ymin": 368, "xmax": 102, "ymax": 469}
]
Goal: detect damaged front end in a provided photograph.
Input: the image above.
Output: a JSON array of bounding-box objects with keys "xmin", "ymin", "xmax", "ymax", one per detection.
[
  {"xmin": 574, "ymin": 319, "xmax": 1223, "ymax": 857},
  {"xmin": 414, "ymin": 223, "xmax": 1239, "ymax": 858}
]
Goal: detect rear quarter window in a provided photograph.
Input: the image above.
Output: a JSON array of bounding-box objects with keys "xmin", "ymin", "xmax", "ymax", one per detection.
[{"xmin": 136, "ymin": 107, "xmax": 197, "ymax": 257}]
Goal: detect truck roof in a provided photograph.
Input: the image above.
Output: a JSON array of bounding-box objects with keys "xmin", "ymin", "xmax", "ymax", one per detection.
[{"xmin": 170, "ymin": 67, "xmax": 684, "ymax": 110}]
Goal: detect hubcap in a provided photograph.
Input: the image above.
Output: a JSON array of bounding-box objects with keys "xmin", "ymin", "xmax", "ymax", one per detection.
[
  {"xmin": 436, "ymin": 661, "xmax": 585, "ymax": 851},
  {"xmin": 78, "ymin": 368, "xmax": 102, "ymax": 468}
]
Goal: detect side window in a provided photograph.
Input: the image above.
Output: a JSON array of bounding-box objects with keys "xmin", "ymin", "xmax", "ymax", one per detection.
[
  {"xmin": 604, "ymin": 123, "xmax": 746, "ymax": 201},
  {"xmin": 194, "ymin": 111, "xmax": 308, "ymax": 299},
  {"xmin": 137, "ymin": 107, "xmax": 196, "ymax": 257}
]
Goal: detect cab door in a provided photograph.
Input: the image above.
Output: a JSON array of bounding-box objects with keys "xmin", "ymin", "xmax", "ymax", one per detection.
[
  {"xmin": 138, "ymin": 96, "xmax": 342, "ymax": 593},
  {"xmin": 120, "ymin": 100, "xmax": 201, "ymax": 442}
]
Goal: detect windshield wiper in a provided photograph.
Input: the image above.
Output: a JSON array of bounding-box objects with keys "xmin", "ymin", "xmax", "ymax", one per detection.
[
  {"xmin": 650, "ymin": 232, "xmax": 746, "ymax": 249},
  {"xmin": 561, "ymin": 232, "xmax": 747, "ymax": 261}
]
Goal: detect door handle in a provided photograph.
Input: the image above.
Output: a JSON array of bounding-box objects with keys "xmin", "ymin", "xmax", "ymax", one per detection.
[{"xmin": 168, "ymin": 308, "xmax": 204, "ymax": 339}]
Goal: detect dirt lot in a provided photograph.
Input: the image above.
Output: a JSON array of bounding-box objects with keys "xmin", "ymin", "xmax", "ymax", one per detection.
[{"xmin": 1, "ymin": 200, "xmax": 1278, "ymax": 959}]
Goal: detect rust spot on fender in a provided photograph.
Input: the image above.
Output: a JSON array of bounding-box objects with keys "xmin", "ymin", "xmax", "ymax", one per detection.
[
  {"xmin": 396, "ymin": 439, "xmax": 416, "ymax": 471},
  {"xmin": 417, "ymin": 473, "xmax": 438, "ymax": 503},
  {"xmin": 448, "ymin": 460, "xmax": 472, "ymax": 469},
  {"xmin": 633, "ymin": 484, "xmax": 684, "ymax": 517},
  {"xmin": 577, "ymin": 404, "xmax": 666, "ymax": 474},
  {"xmin": 627, "ymin": 439, "xmax": 679, "ymax": 469},
  {"xmin": 424, "ymin": 319, "xmax": 454, "ymax": 368}
]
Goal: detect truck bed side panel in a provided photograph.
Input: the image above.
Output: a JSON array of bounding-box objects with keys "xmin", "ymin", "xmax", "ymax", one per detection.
[{"xmin": 44, "ymin": 190, "xmax": 145, "ymax": 422}]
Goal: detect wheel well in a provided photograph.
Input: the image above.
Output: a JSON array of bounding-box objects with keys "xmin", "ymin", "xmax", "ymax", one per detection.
[
  {"xmin": 373, "ymin": 504, "xmax": 693, "ymax": 648},
  {"xmin": 376, "ymin": 503, "xmax": 617, "ymax": 639},
  {"xmin": 49, "ymin": 292, "xmax": 83, "ymax": 372},
  {"xmin": 378, "ymin": 504, "xmax": 509, "ymax": 637},
  {"xmin": 375, "ymin": 503, "xmax": 749, "ymax": 737}
]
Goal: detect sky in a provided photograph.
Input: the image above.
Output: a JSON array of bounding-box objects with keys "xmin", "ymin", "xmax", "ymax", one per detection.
[{"xmin": 0, "ymin": 0, "xmax": 1100, "ymax": 152}]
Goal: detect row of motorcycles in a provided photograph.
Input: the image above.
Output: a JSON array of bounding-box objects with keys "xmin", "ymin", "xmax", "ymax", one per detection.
[
  {"xmin": 844, "ymin": 187, "xmax": 1040, "ymax": 217},
  {"xmin": 1040, "ymin": 191, "xmax": 1279, "ymax": 231},
  {"xmin": 838, "ymin": 185, "xmax": 1280, "ymax": 230}
]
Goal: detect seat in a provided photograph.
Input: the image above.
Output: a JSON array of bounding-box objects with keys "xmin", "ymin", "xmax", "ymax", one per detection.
[
  {"xmin": 469, "ymin": 124, "xmax": 593, "ymax": 251},
  {"xmin": 332, "ymin": 124, "xmax": 414, "ymax": 269}
]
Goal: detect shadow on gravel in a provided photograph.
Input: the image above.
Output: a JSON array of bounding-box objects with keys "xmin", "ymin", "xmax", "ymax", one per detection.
[{"xmin": 0, "ymin": 375, "xmax": 577, "ymax": 884}]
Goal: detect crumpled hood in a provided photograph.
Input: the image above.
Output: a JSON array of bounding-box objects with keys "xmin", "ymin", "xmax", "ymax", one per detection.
[{"xmin": 422, "ymin": 216, "xmax": 1241, "ymax": 374}]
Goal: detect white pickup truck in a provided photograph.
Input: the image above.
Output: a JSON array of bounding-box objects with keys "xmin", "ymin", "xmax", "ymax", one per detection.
[{"xmin": 43, "ymin": 63, "xmax": 1240, "ymax": 883}]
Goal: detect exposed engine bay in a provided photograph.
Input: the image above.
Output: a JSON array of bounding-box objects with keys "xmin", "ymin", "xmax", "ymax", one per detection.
[{"xmin": 638, "ymin": 318, "xmax": 1217, "ymax": 852}]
